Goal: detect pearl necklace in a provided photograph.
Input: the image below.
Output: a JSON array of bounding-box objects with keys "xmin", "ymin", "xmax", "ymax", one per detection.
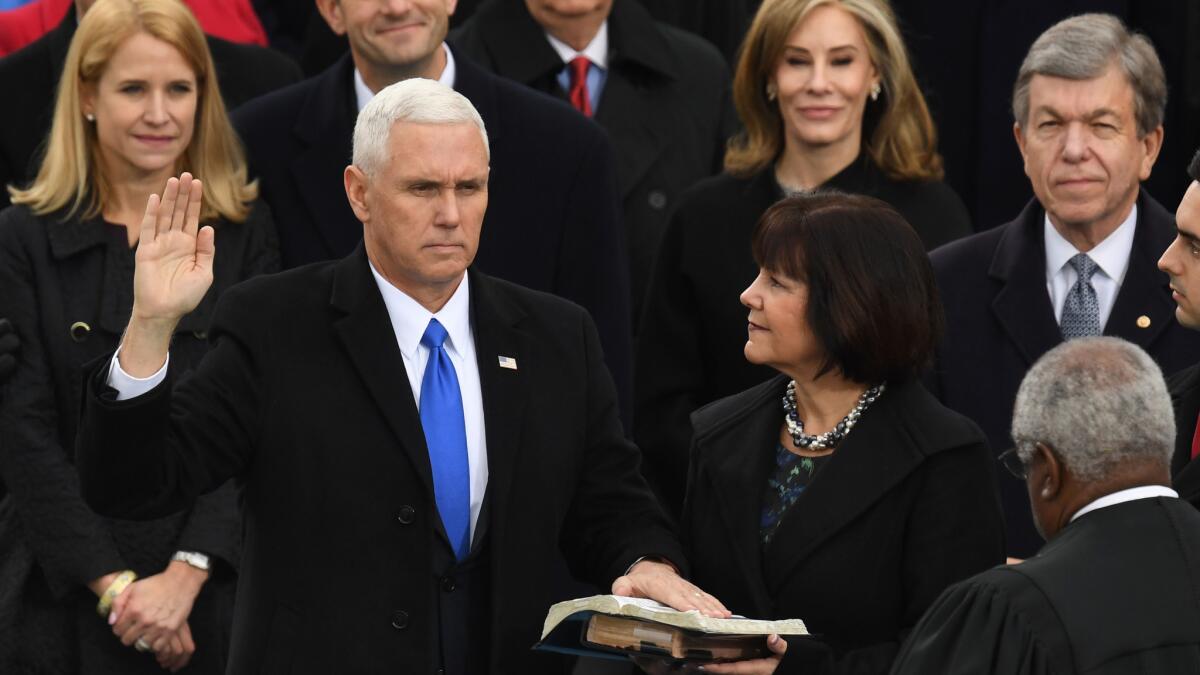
[{"xmin": 782, "ymin": 381, "xmax": 886, "ymax": 451}]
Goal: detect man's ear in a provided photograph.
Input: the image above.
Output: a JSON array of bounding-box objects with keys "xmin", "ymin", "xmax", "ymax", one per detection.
[
  {"xmin": 1033, "ymin": 442, "xmax": 1063, "ymax": 500},
  {"xmin": 345, "ymin": 165, "xmax": 370, "ymax": 224},
  {"xmin": 314, "ymin": 0, "xmax": 347, "ymax": 36}
]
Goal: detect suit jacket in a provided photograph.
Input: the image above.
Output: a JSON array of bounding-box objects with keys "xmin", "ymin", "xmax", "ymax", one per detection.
[
  {"xmin": 683, "ymin": 375, "xmax": 1005, "ymax": 675},
  {"xmin": 891, "ymin": 497, "xmax": 1200, "ymax": 674},
  {"xmin": 231, "ymin": 49, "xmax": 633, "ymax": 419},
  {"xmin": 0, "ymin": 7, "xmax": 302, "ymax": 211},
  {"xmin": 74, "ymin": 251, "xmax": 682, "ymax": 675},
  {"xmin": 635, "ymin": 166, "xmax": 971, "ymax": 518},
  {"xmin": 451, "ymin": 0, "xmax": 738, "ymax": 321},
  {"xmin": 0, "ymin": 201, "xmax": 278, "ymax": 673},
  {"xmin": 1167, "ymin": 363, "xmax": 1200, "ymax": 508},
  {"xmin": 929, "ymin": 191, "xmax": 1200, "ymax": 557}
]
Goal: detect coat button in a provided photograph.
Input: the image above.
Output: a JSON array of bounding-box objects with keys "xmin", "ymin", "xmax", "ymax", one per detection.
[
  {"xmin": 397, "ymin": 505, "xmax": 415, "ymax": 524},
  {"xmin": 391, "ymin": 610, "xmax": 409, "ymax": 630},
  {"xmin": 648, "ymin": 190, "xmax": 668, "ymax": 210},
  {"xmin": 192, "ymin": 330, "xmax": 207, "ymax": 340},
  {"xmin": 440, "ymin": 576, "xmax": 456, "ymax": 593},
  {"xmin": 69, "ymin": 321, "xmax": 90, "ymax": 342}
]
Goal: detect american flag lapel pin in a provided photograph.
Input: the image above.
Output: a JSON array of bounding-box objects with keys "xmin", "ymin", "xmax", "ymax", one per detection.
[{"xmin": 497, "ymin": 355, "xmax": 518, "ymax": 370}]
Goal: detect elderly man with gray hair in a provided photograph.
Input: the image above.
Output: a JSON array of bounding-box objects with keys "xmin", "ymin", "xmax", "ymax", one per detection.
[
  {"xmin": 70, "ymin": 77, "xmax": 723, "ymax": 675},
  {"xmin": 928, "ymin": 13, "xmax": 1200, "ymax": 558},
  {"xmin": 893, "ymin": 337, "xmax": 1200, "ymax": 674}
]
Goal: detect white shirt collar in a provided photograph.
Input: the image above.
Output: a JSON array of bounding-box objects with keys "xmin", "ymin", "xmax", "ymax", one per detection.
[
  {"xmin": 1070, "ymin": 484, "xmax": 1178, "ymax": 522},
  {"xmin": 354, "ymin": 43, "xmax": 458, "ymax": 112},
  {"xmin": 1044, "ymin": 203, "xmax": 1138, "ymax": 286},
  {"xmin": 367, "ymin": 263, "xmax": 472, "ymax": 361},
  {"xmin": 544, "ymin": 21, "xmax": 609, "ymax": 69}
]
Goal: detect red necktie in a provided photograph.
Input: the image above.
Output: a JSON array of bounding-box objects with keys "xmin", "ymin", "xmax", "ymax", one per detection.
[
  {"xmin": 567, "ymin": 56, "xmax": 592, "ymax": 117},
  {"xmin": 1191, "ymin": 410, "xmax": 1200, "ymax": 460}
]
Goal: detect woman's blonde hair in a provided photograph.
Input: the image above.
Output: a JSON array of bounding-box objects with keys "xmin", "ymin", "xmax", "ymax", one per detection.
[
  {"xmin": 8, "ymin": 0, "xmax": 256, "ymax": 222},
  {"xmin": 725, "ymin": 0, "xmax": 943, "ymax": 181}
]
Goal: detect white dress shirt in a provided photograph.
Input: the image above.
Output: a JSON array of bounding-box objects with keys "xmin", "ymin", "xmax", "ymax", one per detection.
[
  {"xmin": 107, "ymin": 268, "xmax": 490, "ymax": 545},
  {"xmin": 353, "ymin": 42, "xmax": 458, "ymax": 112},
  {"xmin": 1044, "ymin": 204, "xmax": 1137, "ymax": 330},
  {"xmin": 1070, "ymin": 484, "xmax": 1178, "ymax": 522}
]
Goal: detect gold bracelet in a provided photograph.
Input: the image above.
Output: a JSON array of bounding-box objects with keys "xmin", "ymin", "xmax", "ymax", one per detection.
[{"xmin": 95, "ymin": 570, "xmax": 137, "ymax": 618}]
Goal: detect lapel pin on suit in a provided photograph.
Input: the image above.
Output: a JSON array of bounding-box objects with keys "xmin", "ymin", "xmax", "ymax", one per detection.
[
  {"xmin": 498, "ymin": 355, "xmax": 518, "ymax": 370},
  {"xmin": 1137, "ymin": 315, "xmax": 1151, "ymax": 329}
]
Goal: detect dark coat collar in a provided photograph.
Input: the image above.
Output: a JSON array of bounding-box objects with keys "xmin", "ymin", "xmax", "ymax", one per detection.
[
  {"xmin": 464, "ymin": 0, "xmax": 678, "ymax": 85},
  {"xmin": 1168, "ymin": 363, "xmax": 1200, "ymax": 504},
  {"xmin": 691, "ymin": 375, "xmax": 979, "ymax": 609},
  {"xmin": 987, "ymin": 190, "xmax": 1178, "ymax": 366},
  {"xmin": 45, "ymin": 209, "xmax": 110, "ymax": 259}
]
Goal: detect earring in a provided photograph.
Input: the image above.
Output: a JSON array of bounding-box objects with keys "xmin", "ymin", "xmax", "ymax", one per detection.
[
  {"xmin": 85, "ymin": 113, "xmax": 95, "ymax": 122},
  {"xmin": 869, "ymin": 82, "xmax": 881, "ymax": 101},
  {"xmin": 766, "ymin": 83, "xmax": 777, "ymax": 102}
]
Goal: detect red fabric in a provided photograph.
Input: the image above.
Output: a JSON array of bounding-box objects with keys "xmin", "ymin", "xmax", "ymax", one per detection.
[
  {"xmin": 567, "ymin": 55, "xmax": 592, "ymax": 118},
  {"xmin": 1191, "ymin": 410, "xmax": 1200, "ymax": 460},
  {"xmin": 0, "ymin": 0, "xmax": 267, "ymax": 58}
]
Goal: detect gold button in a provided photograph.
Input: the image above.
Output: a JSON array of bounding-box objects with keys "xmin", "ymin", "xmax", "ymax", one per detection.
[
  {"xmin": 69, "ymin": 321, "xmax": 90, "ymax": 342},
  {"xmin": 1137, "ymin": 315, "xmax": 1151, "ymax": 329}
]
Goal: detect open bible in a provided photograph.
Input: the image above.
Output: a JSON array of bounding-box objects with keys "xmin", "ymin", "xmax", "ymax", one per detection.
[{"xmin": 535, "ymin": 595, "xmax": 809, "ymax": 664}]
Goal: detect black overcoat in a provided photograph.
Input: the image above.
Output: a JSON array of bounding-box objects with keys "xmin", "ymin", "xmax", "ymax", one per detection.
[{"xmin": 1167, "ymin": 362, "xmax": 1200, "ymax": 509}]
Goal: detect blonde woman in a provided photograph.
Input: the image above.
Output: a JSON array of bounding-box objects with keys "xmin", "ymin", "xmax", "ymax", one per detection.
[
  {"xmin": 0, "ymin": 0, "xmax": 276, "ymax": 672},
  {"xmin": 635, "ymin": 0, "xmax": 970, "ymax": 519}
]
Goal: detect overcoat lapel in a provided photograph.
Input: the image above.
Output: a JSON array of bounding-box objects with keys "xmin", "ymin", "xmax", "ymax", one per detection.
[
  {"xmin": 291, "ymin": 56, "xmax": 359, "ymax": 259},
  {"xmin": 696, "ymin": 376, "xmax": 787, "ymax": 616},
  {"xmin": 989, "ymin": 200, "xmax": 1063, "ymax": 366},
  {"xmin": 1105, "ymin": 193, "xmax": 1177, "ymax": 348},
  {"xmin": 468, "ymin": 270, "xmax": 530, "ymax": 545},
  {"xmin": 761, "ymin": 380, "xmax": 925, "ymax": 591},
  {"xmin": 1170, "ymin": 364, "xmax": 1200, "ymax": 502},
  {"xmin": 329, "ymin": 246, "xmax": 438, "ymax": 509}
]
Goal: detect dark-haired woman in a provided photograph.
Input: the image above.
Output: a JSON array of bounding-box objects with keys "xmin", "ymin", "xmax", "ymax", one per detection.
[
  {"xmin": 634, "ymin": 0, "xmax": 971, "ymax": 517},
  {"xmin": 678, "ymin": 194, "xmax": 1003, "ymax": 675}
]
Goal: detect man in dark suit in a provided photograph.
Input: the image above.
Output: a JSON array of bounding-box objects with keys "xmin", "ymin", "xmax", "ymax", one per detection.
[
  {"xmin": 929, "ymin": 14, "xmax": 1200, "ymax": 557},
  {"xmin": 451, "ymin": 0, "xmax": 737, "ymax": 322},
  {"xmin": 893, "ymin": 337, "xmax": 1200, "ymax": 674},
  {"xmin": 1157, "ymin": 148, "xmax": 1200, "ymax": 509},
  {"xmin": 74, "ymin": 79, "xmax": 724, "ymax": 675},
  {"xmin": 0, "ymin": 0, "xmax": 302, "ymax": 210},
  {"xmin": 233, "ymin": 0, "xmax": 633, "ymax": 415}
]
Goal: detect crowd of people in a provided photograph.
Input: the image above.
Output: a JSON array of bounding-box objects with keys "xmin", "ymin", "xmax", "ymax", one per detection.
[{"xmin": 0, "ymin": 1, "xmax": 1198, "ymax": 674}]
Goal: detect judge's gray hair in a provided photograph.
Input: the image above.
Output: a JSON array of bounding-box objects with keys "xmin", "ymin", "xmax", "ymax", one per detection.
[
  {"xmin": 352, "ymin": 78, "xmax": 490, "ymax": 177},
  {"xmin": 1012, "ymin": 13, "xmax": 1166, "ymax": 137},
  {"xmin": 1011, "ymin": 337, "xmax": 1174, "ymax": 482}
]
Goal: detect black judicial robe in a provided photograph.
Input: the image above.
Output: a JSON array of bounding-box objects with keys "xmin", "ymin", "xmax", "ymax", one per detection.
[{"xmin": 890, "ymin": 497, "xmax": 1200, "ymax": 675}]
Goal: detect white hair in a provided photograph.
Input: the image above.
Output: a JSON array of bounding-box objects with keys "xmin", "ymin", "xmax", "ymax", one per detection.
[
  {"xmin": 1011, "ymin": 337, "xmax": 1174, "ymax": 482},
  {"xmin": 352, "ymin": 78, "xmax": 490, "ymax": 176}
]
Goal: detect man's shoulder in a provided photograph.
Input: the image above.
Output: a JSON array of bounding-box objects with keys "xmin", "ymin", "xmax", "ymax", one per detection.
[
  {"xmin": 218, "ymin": 258, "xmax": 335, "ymax": 313},
  {"xmin": 231, "ymin": 63, "xmax": 342, "ymax": 138},
  {"xmin": 929, "ymin": 221, "xmax": 1010, "ymax": 274}
]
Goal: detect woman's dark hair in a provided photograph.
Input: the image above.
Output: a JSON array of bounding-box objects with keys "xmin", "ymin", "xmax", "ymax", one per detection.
[
  {"xmin": 1189, "ymin": 147, "xmax": 1200, "ymax": 181},
  {"xmin": 751, "ymin": 191, "xmax": 943, "ymax": 383}
]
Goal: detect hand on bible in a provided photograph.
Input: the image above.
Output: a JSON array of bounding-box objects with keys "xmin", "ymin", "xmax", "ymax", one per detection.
[
  {"xmin": 132, "ymin": 174, "xmax": 213, "ymax": 327},
  {"xmin": 612, "ymin": 559, "xmax": 731, "ymax": 619}
]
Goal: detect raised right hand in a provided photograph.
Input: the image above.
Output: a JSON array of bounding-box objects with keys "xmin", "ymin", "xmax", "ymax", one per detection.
[{"xmin": 132, "ymin": 173, "xmax": 213, "ymax": 326}]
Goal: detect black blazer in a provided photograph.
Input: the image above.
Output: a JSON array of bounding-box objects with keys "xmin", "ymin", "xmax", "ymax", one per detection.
[
  {"xmin": 929, "ymin": 191, "xmax": 1200, "ymax": 556},
  {"xmin": 1167, "ymin": 363, "xmax": 1200, "ymax": 509},
  {"xmin": 892, "ymin": 497, "xmax": 1200, "ymax": 674},
  {"xmin": 683, "ymin": 375, "xmax": 1005, "ymax": 675},
  {"xmin": 0, "ymin": 7, "xmax": 302, "ymax": 210},
  {"xmin": 451, "ymin": 0, "xmax": 738, "ymax": 320},
  {"xmin": 74, "ymin": 251, "xmax": 682, "ymax": 675},
  {"xmin": 0, "ymin": 202, "xmax": 278, "ymax": 672},
  {"xmin": 231, "ymin": 49, "xmax": 633, "ymax": 419},
  {"xmin": 635, "ymin": 165, "xmax": 971, "ymax": 517}
]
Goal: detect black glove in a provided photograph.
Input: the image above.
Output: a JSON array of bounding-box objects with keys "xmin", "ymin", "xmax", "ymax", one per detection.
[{"xmin": 0, "ymin": 318, "xmax": 18, "ymax": 383}]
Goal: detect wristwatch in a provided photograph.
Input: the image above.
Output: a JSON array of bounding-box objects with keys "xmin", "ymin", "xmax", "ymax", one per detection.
[{"xmin": 171, "ymin": 550, "xmax": 212, "ymax": 572}]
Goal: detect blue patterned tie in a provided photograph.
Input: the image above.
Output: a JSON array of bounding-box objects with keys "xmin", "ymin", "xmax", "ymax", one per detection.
[
  {"xmin": 419, "ymin": 319, "xmax": 471, "ymax": 560},
  {"xmin": 1060, "ymin": 254, "xmax": 1101, "ymax": 339}
]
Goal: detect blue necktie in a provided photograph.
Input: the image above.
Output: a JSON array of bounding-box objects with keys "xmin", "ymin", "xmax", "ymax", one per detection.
[
  {"xmin": 1061, "ymin": 254, "xmax": 1101, "ymax": 339},
  {"xmin": 419, "ymin": 319, "xmax": 471, "ymax": 560}
]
